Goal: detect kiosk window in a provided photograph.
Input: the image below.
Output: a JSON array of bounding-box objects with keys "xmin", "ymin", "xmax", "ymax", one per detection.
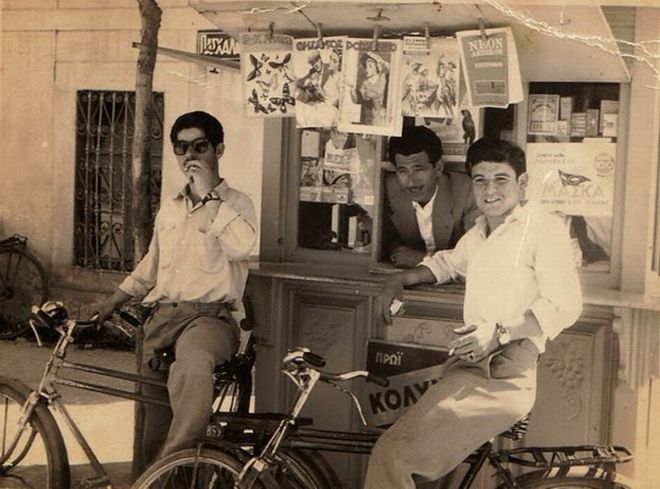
[
  {"xmin": 297, "ymin": 128, "xmax": 379, "ymax": 253},
  {"xmin": 526, "ymin": 82, "xmax": 620, "ymax": 272}
]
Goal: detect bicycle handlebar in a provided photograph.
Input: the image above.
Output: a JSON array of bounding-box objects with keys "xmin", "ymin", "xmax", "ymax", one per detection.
[{"xmin": 283, "ymin": 348, "xmax": 390, "ymax": 388}]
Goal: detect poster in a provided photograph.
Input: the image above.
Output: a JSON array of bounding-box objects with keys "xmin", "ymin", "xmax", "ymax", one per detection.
[
  {"xmin": 526, "ymin": 142, "xmax": 616, "ymax": 217},
  {"xmin": 292, "ymin": 37, "xmax": 345, "ymax": 128},
  {"xmin": 456, "ymin": 27, "xmax": 523, "ymax": 108},
  {"xmin": 363, "ymin": 340, "xmax": 450, "ymax": 426},
  {"xmin": 528, "ymin": 94, "xmax": 560, "ymax": 135},
  {"xmin": 239, "ymin": 32, "xmax": 295, "ymax": 118},
  {"xmin": 338, "ymin": 38, "xmax": 404, "ymax": 136},
  {"xmin": 400, "ymin": 37, "xmax": 461, "ymax": 118},
  {"xmin": 415, "ymin": 103, "xmax": 481, "ymax": 162}
]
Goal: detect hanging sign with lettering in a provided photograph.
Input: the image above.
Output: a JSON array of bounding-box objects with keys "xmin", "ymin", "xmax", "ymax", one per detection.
[
  {"xmin": 362, "ymin": 339, "xmax": 450, "ymax": 427},
  {"xmin": 197, "ymin": 30, "xmax": 239, "ymax": 60},
  {"xmin": 456, "ymin": 27, "xmax": 523, "ymax": 108}
]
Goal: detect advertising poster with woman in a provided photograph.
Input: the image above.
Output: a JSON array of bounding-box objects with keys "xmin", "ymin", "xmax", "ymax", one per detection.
[
  {"xmin": 338, "ymin": 39, "xmax": 403, "ymax": 136},
  {"xmin": 400, "ymin": 37, "xmax": 461, "ymax": 118},
  {"xmin": 239, "ymin": 31, "xmax": 295, "ymax": 118},
  {"xmin": 292, "ymin": 37, "xmax": 345, "ymax": 128}
]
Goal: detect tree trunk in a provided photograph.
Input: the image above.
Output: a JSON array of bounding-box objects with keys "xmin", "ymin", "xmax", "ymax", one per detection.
[
  {"xmin": 132, "ymin": 0, "xmax": 161, "ymax": 480},
  {"xmin": 132, "ymin": 0, "xmax": 162, "ymax": 260}
]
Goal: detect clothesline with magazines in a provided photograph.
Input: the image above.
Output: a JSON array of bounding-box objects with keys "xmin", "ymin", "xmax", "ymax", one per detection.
[{"xmin": 238, "ymin": 25, "xmax": 523, "ymax": 137}]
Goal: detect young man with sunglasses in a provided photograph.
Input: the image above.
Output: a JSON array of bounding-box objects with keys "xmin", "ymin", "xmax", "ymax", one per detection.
[{"xmin": 93, "ymin": 111, "xmax": 257, "ymax": 467}]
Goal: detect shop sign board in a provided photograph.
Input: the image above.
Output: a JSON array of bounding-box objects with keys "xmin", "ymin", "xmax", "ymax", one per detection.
[
  {"xmin": 197, "ymin": 30, "xmax": 239, "ymax": 60},
  {"xmin": 363, "ymin": 339, "xmax": 450, "ymax": 427}
]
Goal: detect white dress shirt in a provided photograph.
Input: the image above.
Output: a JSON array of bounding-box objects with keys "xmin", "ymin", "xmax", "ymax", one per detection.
[
  {"xmin": 411, "ymin": 187, "xmax": 438, "ymax": 254},
  {"xmin": 421, "ymin": 205, "xmax": 582, "ymax": 353},
  {"xmin": 119, "ymin": 180, "xmax": 257, "ymax": 314}
]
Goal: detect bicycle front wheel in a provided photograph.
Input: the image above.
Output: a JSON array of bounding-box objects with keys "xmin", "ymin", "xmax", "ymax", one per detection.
[
  {"xmin": 0, "ymin": 248, "xmax": 48, "ymax": 340},
  {"xmin": 132, "ymin": 448, "xmax": 263, "ymax": 489},
  {"xmin": 0, "ymin": 378, "xmax": 70, "ymax": 489}
]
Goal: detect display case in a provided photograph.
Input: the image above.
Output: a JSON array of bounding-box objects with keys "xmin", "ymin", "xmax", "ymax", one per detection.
[{"xmin": 523, "ymin": 82, "xmax": 626, "ymax": 286}]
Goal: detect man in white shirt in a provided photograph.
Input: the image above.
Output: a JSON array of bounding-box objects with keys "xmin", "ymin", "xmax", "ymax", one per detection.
[
  {"xmin": 366, "ymin": 138, "xmax": 582, "ymax": 488},
  {"xmin": 382, "ymin": 125, "xmax": 479, "ymax": 268},
  {"xmin": 93, "ymin": 111, "xmax": 257, "ymax": 467}
]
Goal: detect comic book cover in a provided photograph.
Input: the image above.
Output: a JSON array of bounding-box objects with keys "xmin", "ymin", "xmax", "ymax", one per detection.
[
  {"xmin": 338, "ymin": 38, "xmax": 403, "ymax": 136},
  {"xmin": 239, "ymin": 32, "xmax": 295, "ymax": 118},
  {"xmin": 400, "ymin": 37, "xmax": 461, "ymax": 118},
  {"xmin": 292, "ymin": 37, "xmax": 346, "ymax": 128}
]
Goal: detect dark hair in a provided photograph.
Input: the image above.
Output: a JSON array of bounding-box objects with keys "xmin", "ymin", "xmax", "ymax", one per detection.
[
  {"xmin": 169, "ymin": 111, "xmax": 224, "ymax": 148},
  {"xmin": 388, "ymin": 125, "xmax": 443, "ymax": 166},
  {"xmin": 465, "ymin": 138, "xmax": 526, "ymax": 177}
]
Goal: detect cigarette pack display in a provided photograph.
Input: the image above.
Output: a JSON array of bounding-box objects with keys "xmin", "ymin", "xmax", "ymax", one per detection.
[
  {"xmin": 586, "ymin": 109, "xmax": 600, "ymax": 137},
  {"xmin": 570, "ymin": 112, "xmax": 587, "ymax": 137},
  {"xmin": 560, "ymin": 96, "xmax": 573, "ymax": 121}
]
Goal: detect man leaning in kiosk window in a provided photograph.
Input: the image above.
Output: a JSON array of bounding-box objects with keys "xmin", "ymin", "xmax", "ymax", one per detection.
[
  {"xmin": 368, "ymin": 138, "xmax": 582, "ymax": 488},
  {"xmin": 92, "ymin": 111, "xmax": 257, "ymax": 467},
  {"xmin": 382, "ymin": 125, "xmax": 480, "ymax": 268}
]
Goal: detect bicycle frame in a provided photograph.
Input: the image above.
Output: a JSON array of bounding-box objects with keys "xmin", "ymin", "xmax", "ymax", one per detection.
[
  {"xmin": 217, "ymin": 350, "xmax": 632, "ymax": 489},
  {"xmin": 6, "ymin": 317, "xmax": 174, "ymax": 487}
]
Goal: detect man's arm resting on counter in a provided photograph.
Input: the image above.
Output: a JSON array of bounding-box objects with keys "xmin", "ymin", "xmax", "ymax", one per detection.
[{"xmin": 380, "ymin": 265, "xmax": 438, "ymax": 325}]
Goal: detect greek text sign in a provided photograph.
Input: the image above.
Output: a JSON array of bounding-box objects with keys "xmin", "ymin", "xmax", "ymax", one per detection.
[{"xmin": 364, "ymin": 340, "xmax": 449, "ymax": 426}]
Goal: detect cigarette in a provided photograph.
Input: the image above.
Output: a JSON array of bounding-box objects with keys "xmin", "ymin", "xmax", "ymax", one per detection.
[{"xmin": 448, "ymin": 348, "xmax": 456, "ymax": 356}]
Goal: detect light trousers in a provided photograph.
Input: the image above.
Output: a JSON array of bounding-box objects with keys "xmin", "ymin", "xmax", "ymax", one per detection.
[
  {"xmin": 139, "ymin": 302, "xmax": 238, "ymax": 466},
  {"xmin": 364, "ymin": 339, "xmax": 539, "ymax": 489}
]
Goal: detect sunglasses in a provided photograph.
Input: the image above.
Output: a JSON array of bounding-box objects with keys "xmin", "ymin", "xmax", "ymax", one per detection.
[{"xmin": 173, "ymin": 137, "xmax": 212, "ymax": 156}]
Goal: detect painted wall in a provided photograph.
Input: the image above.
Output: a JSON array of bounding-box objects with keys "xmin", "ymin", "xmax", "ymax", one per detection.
[{"xmin": 0, "ymin": 1, "xmax": 264, "ymax": 295}]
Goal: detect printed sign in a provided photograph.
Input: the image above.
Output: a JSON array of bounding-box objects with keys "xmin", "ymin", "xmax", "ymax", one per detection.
[
  {"xmin": 197, "ymin": 30, "xmax": 239, "ymax": 60},
  {"xmin": 239, "ymin": 32, "xmax": 295, "ymax": 118},
  {"xmin": 363, "ymin": 339, "xmax": 451, "ymax": 426},
  {"xmin": 526, "ymin": 142, "xmax": 616, "ymax": 217},
  {"xmin": 456, "ymin": 27, "xmax": 523, "ymax": 108},
  {"xmin": 338, "ymin": 38, "xmax": 403, "ymax": 136}
]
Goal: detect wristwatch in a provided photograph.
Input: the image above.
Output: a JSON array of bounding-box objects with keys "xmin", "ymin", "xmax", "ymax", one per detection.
[
  {"xmin": 201, "ymin": 191, "xmax": 221, "ymax": 205},
  {"xmin": 495, "ymin": 322, "xmax": 511, "ymax": 347}
]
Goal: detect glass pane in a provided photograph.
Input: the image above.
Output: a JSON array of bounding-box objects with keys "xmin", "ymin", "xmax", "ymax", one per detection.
[
  {"xmin": 526, "ymin": 82, "xmax": 620, "ymax": 272},
  {"xmin": 297, "ymin": 128, "xmax": 378, "ymax": 253}
]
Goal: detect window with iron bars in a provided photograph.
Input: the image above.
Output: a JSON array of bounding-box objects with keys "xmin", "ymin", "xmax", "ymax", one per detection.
[{"xmin": 74, "ymin": 90, "xmax": 164, "ymax": 272}]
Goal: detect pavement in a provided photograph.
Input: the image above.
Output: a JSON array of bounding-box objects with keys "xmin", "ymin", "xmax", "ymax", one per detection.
[{"xmin": 0, "ymin": 338, "xmax": 137, "ymax": 488}]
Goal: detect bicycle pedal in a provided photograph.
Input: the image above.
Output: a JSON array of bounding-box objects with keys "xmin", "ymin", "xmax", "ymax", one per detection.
[{"xmin": 77, "ymin": 476, "xmax": 112, "ymax": 488}]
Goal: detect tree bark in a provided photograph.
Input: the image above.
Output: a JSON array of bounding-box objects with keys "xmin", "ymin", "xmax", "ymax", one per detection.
[
  {"xmin": 132, "ymin": 0, "xmax": 162, "ymax": 261},
  {"xmin": 132, "ymin": 0, "xmax": 161, "ymax": 480}
]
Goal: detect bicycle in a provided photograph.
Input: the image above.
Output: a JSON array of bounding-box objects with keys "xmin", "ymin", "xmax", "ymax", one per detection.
[
  {"xmin": 0, "ymin": 301, "xmax": 255, "ymax": 489},
  {"xmin": 0, "ymin": 234, "xmax": 49, "ymax": 340},
  {"xmin": 134, "ymin": 347, "xmax": 634, "ymax": 489}
]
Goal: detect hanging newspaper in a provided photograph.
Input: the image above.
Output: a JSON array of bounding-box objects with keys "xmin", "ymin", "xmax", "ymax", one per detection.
[
  {"xmin": 292, "ymin": 37, "xmax": 345, "ymax": 128},
  {"xmin": 526, "ymin": 142, "xmax": 616, "ymax": 217},
  {"xmin": 239, "ymin": 32, "xmax": 295, "ymax": 118},
  {"xmin": 416, "ymin": 102, "xmax": 481, "ymax": 162},
  {"xmin": 456, "ymin": 27, "xmax": 523, "ymax": 108},
  {"xmin": 400, "ymin": 37, "xmax": 461, "ymax": 118},
  {"xmin": 338, "ymin": 38, "xmax": 403, "ymax": 136}
]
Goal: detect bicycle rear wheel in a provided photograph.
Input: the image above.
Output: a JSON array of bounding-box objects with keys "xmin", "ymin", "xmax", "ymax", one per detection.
[
  {"xmin": 132, "ymin": 448, "xmax": 264, "ymax": 489},
  {"xmin": 0, "ymin": 248, "xmax": 49, "ymax": 340},
  {"xmin": 0, "ymin": 378, "xmax": 69, "ymax": 489}
]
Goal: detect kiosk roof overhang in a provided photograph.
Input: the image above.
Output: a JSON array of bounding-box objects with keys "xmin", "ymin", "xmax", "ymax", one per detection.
[{"xmin": 188, "ymin": 0, "xmax": 636, "ymax": 82}]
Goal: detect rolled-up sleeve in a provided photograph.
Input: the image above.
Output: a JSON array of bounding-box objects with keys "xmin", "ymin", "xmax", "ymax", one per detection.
[
  {"xmin": 529, "ymin": 214, "xmax": 583, "ymax": 341},
  {"xmin": 204, "ymin": 191, "xmax": 257, "ymax": 261},
  {"xmin": 421, "ymin": 232, "xmax": 471, "ymax": 284}
]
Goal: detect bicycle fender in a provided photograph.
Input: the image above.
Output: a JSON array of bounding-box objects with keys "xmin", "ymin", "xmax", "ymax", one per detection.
[
  {"xmin": 197, "ymin": 438, "xmax": 254, "ymax": 463},
  {"xmin": 0, "ymin": 376, "xmax": 37, "ymax": 400},
  {"xmin": 506, "ymin": 468, "xmax": 635, "ymax": 489}
]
